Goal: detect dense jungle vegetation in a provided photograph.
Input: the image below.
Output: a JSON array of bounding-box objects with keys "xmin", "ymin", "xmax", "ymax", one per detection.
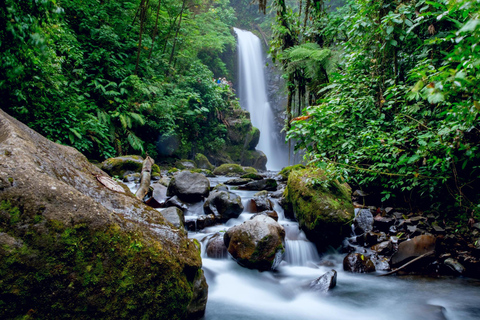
[{"xmin": 1, "ymin": 0, "xmax": 480, "ymax": 225}]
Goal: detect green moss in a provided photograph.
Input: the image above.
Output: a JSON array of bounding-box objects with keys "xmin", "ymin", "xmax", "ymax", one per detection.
[
  {"xmin": 284, "ymin": 168, "xmax": 354, "ymax": 251},
  {"xmin": 213, "ymin": 164, "xmax": 255, "ymax": 176},
  {"xmin": 241, "ymin": 173, "xmax": 263, "ymax": 180},
  {"xmin": 247, "ymin": 127, "xmax": 260, "ymax": 150},
  {"xmin": 194, "ymin": 153, "xmax": 214, "ymax": 171},
  {"xmin": 279, "ymin": 164, "xmax": 306, "ymax": 180},
  {"xmin": 0, "ymin": 200, "xmax": 20, "ymax": 225},
  {"xmin": 0, "ymin": 213, "xmax": 200, "ymax": 319},
  {"xmin": 152, "ymin": 164, "xmax": 161, "ymax": 175}
]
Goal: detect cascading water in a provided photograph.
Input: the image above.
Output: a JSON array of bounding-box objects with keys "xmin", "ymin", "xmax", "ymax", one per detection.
[{"xmin": 234, "ymin": 28, "xmax": 289, "ymax": 171}]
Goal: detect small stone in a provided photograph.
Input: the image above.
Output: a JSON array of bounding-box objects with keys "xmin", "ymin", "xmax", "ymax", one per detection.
[
  {"xmin": 309, "ymin": 269, "xmax": 337, "ymax": 293},
  {"xmin": 444, "ymin": 258, "xmax": 465, "ymax": 274}
]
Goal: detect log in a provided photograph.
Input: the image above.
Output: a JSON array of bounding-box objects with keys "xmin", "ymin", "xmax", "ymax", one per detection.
[
  {"xmin": 378, "ymin": 251, "xmax": 434, "ymax": 277},
  {"xmin": 135, "ymin": 156, "xmax": 154, "ymax": 201}
]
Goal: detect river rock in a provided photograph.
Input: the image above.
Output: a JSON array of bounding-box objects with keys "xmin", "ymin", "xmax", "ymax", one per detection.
[
  {"xmin": 354, "ymin": 208, "xmax": 374, "ymax": 234},
  {"xmin": 252, "ymin": 210, "xmax": 279, "ymax": 222},
  {"xmin": 150, "ymin": 183, "xmax": 168, "ymax": 206},
  {"xmin": 239, "ymin": 179, "xmax": 278, "ymax": 191},
  {"xmin": 283, "ymin": 168, "xmax": 354, "ymax": 251},
  {"xmin": 225, "ymin": 178, "xmax": 252, "ymax": 185},
  {"xmin": 160, "ymin": 207, "xmax": 185, "ymax": 229},
  {"xmin": 343, "ymin": 253, "xmax": 376, "ymax": 273},
  {"xmin": 309, "ymin": 269, "xmax": 337, "ymax": 293},
  {"xmin": 241, "ymin": 173, "xmax": 264, "ymax": 180},
  {"xmin": 194, "ymin": 153, "xmax": 215, "ymax": 171},
  {"xmin": 212, "ymin": 183, "xmax": 229, "ymax": 192},
  {"xmin": 101, "ymin": 155, "xmax": 144, "ymax": 177},
  {"xmin": 196, "ymin": 214, "xmax": 216, "ymax": 230},
  {"xmin": 176, "ymin": 159, "xmax": 196, "ymax": 169},
  {"xmin": 206, "ymin": 232, "xmax": 229, "ymax": 259},
  {"xmin": 203, "ymin": 190, "xmax": 244, "ymax": 221},
  {"xmin": 374, "ymin": 215, "xmax": 395, "ymax": 232},
  {"xmin": 167, "ymin": 170, "xmax": 210, "ymax": 202},
  {"xmin": 371, "ymin": 240, "xmax": 393, "ymax": 255},
  {"xmin": 123, "ymin": 172, "xmax": 141, "ymax": 182},
  {"xmin": 249, "ymin": 191, "xmax": 273, "ymax": 212},
  {"xmin": 0, "ymin": 109, "xmax": 206, "ymax": 319},
  {"xmin": 164, "ymin": 195, "xmax": 188, "ymax": 212},
  {"xmin": 391, "ymin": 235, "xmax": 436, "ymax": 267},
  {"xmin": 444, "ymin": 258, "xmax": 465, "ymax": 274},
  {"xmin": 213, "ymin": 164, "xmax": 257, "ymax": 176},
  {"xmin": 224, "ymin": 215, "xmax": 285, "ymax": 271}
]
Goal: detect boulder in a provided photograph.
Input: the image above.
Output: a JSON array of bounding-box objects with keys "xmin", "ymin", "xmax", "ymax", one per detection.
[
  {"xmin": 354, "ymin": 208, "xmax": 374, "ymax": 234},
  {"xmin": 213, "ymin": 164, "xmax": 257, "ymax": 176},
  {"xmin": 371, "ymin": 240, "xmax": 394, "ymax": 255},
  {"xmin": 224, "ymin": 215, "xmax": 285, "ymax": 271},
  {"xmin": 164, "ymin": 195, "xmax": 188, "ymax": 212},
  {"xmin": 343, "ymin": 253, "xmax": 376, "ymax": 273},
  {"xmin": 123, "ymin": 172, "xmax": 141, "ymax": 183},
  {"xmin": 309, "ymin": 269, "xmax": 337, "ymax": 293},
  {"xmin": 249, "ymin": 191, "xmax": 273, "ymax": 212},
  {"xmin": 175, "ymin": 159, "xmax": 196, "ymax": 170},
  {"xmin": 194, "ymin": 153, "xmax": 215, "ymax": 171},
  {"xmin": 101, "ymin": 155, "xmax": 144, "ymax": 178},
  {"xmin": 167, "ymin": 170, "xmax": 210, "ymax": 202},
  {"xmin": 252, "ymin": 210, "xmax": 279, "ymax": 222},
  {"xmin": 206, "ymin": 232, "xmax": 229, "ymax": 259},
  {"xmin": 283, "ymin": 168, "xmax": 354, "ymax": 251},
  {"xmin": 391, "ymin": 235, "xmax": 436, "ymax": 267},
  {"xmin": 225, "ymin": 178, "xmax": 252, "ymax": 186},
  {"xmin": 196, "ymin": 214, "xmax": 217, "ymax": 230},
  {"xmin": 150, "ymin": 183, "xmax": 168, "ymax": 207},
  {"xmin": 239, "ymin": 179, "xmax": 278, "ymax": 191},
  {"xmin": 0, "ymin": 110, "xmax": 206, "ymax": 319},
  {"xmin": 373, "ymin": 215, "xmax": 395, "ymax": 233},
  {"xmin": 212, "ymin": 183, "xmax": 229, "ymax": 192},
  {"xmin": 160, "ymin": 207, "xmax": 185, "ymax": 229},
  {"xmin": 203, "ymin": 190, "xmax": 244, "ymax": 221},
  {"xmin": 240, "ymin": 173, "xmax": 264, "ymax": 180}
]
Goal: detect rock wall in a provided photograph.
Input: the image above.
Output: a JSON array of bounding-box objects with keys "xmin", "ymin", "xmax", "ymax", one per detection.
[{"xmin": 0, "ymin": 110, "xmax": 206, "ymax": 319}]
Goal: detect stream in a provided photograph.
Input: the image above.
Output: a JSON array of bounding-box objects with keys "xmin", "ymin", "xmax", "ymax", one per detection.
[{"xmin": 189, "ymin": 176, "xmax": 480, "ymax": 320}]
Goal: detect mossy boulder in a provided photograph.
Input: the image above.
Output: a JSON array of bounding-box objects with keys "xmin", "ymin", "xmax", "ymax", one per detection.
[
  {"xmin": 247, "ymin": 127, "xmax": 260, "ymax": 150},
  {"xmin": 194, "ymin": 153, "xmax": 214, "ymax": 171},
  {"xmin": 176, "ymin": 159, "xmax": 196, "ymax": 170},
  {"xmin": 241, "ymin": 173, "xmax": 264, "ymax": 180},
  {"xmin": 279, "ymin": 164, "xmax": 306, "ymax": 181},
  {"xmin": 213, "ymin": 164, "xmax": 257, "ymax": 177},
  {"xmin": 0, "ymin": 110, "xmax": 207, "ymax": 319},
  {"xmin": 283, "ymin": 168, "xmax": 354, "ymax": 251},
  {"xmin": 101, "ymin": 155, "xmax": 144, "ymax": 178}
]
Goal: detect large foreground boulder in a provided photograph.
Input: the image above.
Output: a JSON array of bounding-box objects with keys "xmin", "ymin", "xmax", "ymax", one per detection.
[
  {"xmin": 224, "ymin": 215, "xmax": 285, "ymax": 271},
  {"xmin": 0, "ymin": 110, "xmax": 207, "ymax": 319},
  {"xmin": 167, "ymin": 170, "xmax": 210, "ymax": 202},
  {"xmin": 283, "ymin": 168, "xmax": 354, "ymax": 251}
]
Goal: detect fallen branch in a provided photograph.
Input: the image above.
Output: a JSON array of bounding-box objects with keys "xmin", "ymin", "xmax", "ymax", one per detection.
[
  {"xmin": 378, "ymin": 251, "xmax": 435, "ymax": 277},
  {"xmin": 135, "ymin": 156, "xmax": 154, "ymax": 201}
]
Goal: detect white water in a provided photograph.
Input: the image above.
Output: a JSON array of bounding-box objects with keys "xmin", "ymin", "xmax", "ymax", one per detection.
[{"xmin": 235, "ymin": 28, "xmax": 288, "ymax": 171}]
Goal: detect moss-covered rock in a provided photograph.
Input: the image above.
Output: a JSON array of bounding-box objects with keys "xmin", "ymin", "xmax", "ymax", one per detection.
[
  {"xmin": 247, "ymin": 127, "xmax": 260, "ymax": 150},
  {"xmin": 101, "ymin": 155, "xmax": 144, "ymax": 178},
  {"xmin": 0, "ymin": 110, "xmax": 207, "ymax": 319},
  {"xmin": 241, "ymin": 173, "xmax": 264, "ymax": 180},
  {"xmin": 175, "ymin": 159, "xmax": 196, "ymax": 170},
  {"xmin": 213, "ymin": 164, "xmax": 257, "ymax": 177},
  {"xmin": 283, "ymin": 168, "xmax": 354, "ymax": 251},
  {"xmin": 194, "ymin": 153, "xmax": 215, "ymax": 171},
  {"xmin": 279, "ymin": 164, "xmax": 306, "ymax": 181}
]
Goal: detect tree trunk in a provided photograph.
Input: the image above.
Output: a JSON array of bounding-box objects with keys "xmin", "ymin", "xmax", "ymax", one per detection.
[
  {"xmin": 135, "ymin": 156, "xmax": 155, "ymax": 201},
  {"xmin": 134, "ymin": 0, "xmax": 148, "ymax": 75},
  {"xmin": 169, "ymin": 0, "xmax": 187, "ymax": 66},
  {"xmin": 149, "ymin": 0, "xmax": 162, "ymax": 59}
]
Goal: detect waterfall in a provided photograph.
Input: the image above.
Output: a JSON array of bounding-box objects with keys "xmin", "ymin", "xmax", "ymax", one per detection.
[{"xmin": 234, "ymin": 28, "xmax": 288, "ymax": 171}]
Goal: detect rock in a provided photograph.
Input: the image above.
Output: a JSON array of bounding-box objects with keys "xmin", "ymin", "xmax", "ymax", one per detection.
[
  {"xmin": 373, "ymin": 215, "xmax": 394, "ymax": 232},
  {"xmin": 213, "ymin": 164, "xmax": 257, "ymax": 176},
  {"xmin": 391, "ymin": 235, "xmax": 437, "ymax": 267},
  {"xmin": 160, "ymin": 207, "xmax": 185, "ymax": 229},
  {"xmin": 360, "ymin": 231, "xmax": 387, "ymax": 247},
  {"xmin": 150, "ymin": 183, "xmax": 168, "ymax": 206},
  {"xmin": 283, "ymin": 168, "xmax": 354, "ymax": 251},
  {"xmin": 225, "ymin": 178, "xmax": 252, "ymax": 185},
  {"xmin": 206, "ymin": 232, "xmax": 229, "ymax": 259},
  {"xmin": 309, "ymin": 269, "xmax": 337, "ymax": 293},
  {"xmin": 444, "ymin": 258, "xmax": 465, "ymax": 274},
  {"xmin": 158, "ymin": 177, "xmax": 171, "ymax": 187},
  {"xmin": 224, "ymin": 215, "xmax": 285, "ymax": 271},
  {"xmin": 164, "ymin": 195, "xmax": 188, "ymax": 211},
  {"xmin": 269, "ymin": 187, "xmax": 285, "ymax": 199},
  {"xmin": 252, "ymin": 210, "xmax": 279, "ymax": 222},
  {"xmin": 354, "ymin": 208, "xmax": 374, "ymax": 234},
  {"xmin": 240, "ymin": 173, "xmax": 264, "ymax": 180},
  {"xmin": 278, "ymin": 164, "xmax": 306, "ymax": 181},
  {"xmin": 175, "ymin": 159, "xmax": 196, "ymax": 170},
  {"xmin": 249, "ymin": 192, "xmax": 273, "ymax": 213},
  {"xmin": 101, "ymin": 155, "xmax": 144, "ymax": 178},
  {"xmin": 371, "ymin": 240, "xmax": 393, "ymax": 255},
  {"xmin": 343, "ymin": 253, "xmax": 376, "ymax": 273},
  {"xmin": 203, "ymin": 190, "xmax": 244, "ymax": 221},
  {"xmin": 196, "ymin": 214, "xmax": 216, "ymax": 230},
  {"xmin": 194, "ymin": 153, "xmax": 215, "ymax": 171},
  {"xmin": 123, "ymin": 172, "xmax": 141, "ymax": 183},
  {"xmin": 167, "ymin": 170, "xmax": 210, "ymax": 202},
  {"xmin": 187, "ymin": 269, "xmax": 208, "ymax": 319},
  {"xmin": 212, "ymin": 183, "xmax": 229, "ymax": 192},
  {"xmin": 0, "ymin": 109, "xmax": 206, "ymax": 319},
  {"xmin": 239, "ymin": 179, "xmax": 278, "ymax": 191}
]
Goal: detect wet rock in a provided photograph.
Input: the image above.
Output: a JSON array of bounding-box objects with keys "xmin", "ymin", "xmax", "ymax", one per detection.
[
  {"xmin": 196, "ymin": 214, "xmax": 216, "ymax": 230},
  {"xmin": 309, "ymin": 269, "xmax": 337, "ymax": 293},
  {"xmin": 206, "ymin": 232, "xmax": 229, "ymax": 259},
  {"xmin": 225, "ymin": 178, "xmax": 252, "ymax": 185},
  {"xmin": 354, "ymin": 208, "xmax": 374, "ymax": 234},
  {"xmin": 164, "ymin": 195, "xmax": 188, "ymax": 212},
  {"xmin": 374, "ymin": 215, "xmax": 394, "ymax": 232},
  {"xmin": 123, "ymin": 172, "xmax": 141, "ymax": 183},
  {"xmin": 249, "ymin": 191, "xmax": 273, "ymax": 213},
  {"xmin": 213, "ymin": 164, "xmax": 257, "ymax": 176},
  {"xmin": 212, "ymin": 183, "xmax": 229, "ymax": 192},
  {"xmin": 175, "ymin": 159, "xmax": 196, "ymax": 169},
  {"xmin": 160, "ymin": 207, "xmax": 185, "ymax": 229},
  {"xmin": 0, "ymin": 109, "xmax": 206, "ymax": 319},
  {"xmin": 158, "ymin": 177, "xmax": 171, "ymax": 187},
  {"xmin": 359, "ymin": 231, "xmax": 387, "ymax": 247},
  {"xmin": 224, "ymin": 215, "xmax": 285, "ymax": 271},
  {"xmin": 239, "ymin": 179, "xmax": 278, "ymax": 191},
  {"xmin": 150, "ymin": 183, "xmax": 168, "ymax": 206},
  {"xmin": 167, "ymin": 170, "xmax": 210, "ymax": 202},
  {"xmin": 406, "ymin": 216, "xmax": 426, "ymax": 225},
  {"xmin": 252, "ymin": 210, "xmax": 279, "ymax": 222},
  {"xmin": 203, "ymin": 190, "xmax": 244, "ymax": 221},
  {"xmin": 269, "ymin": 187, "xmax": 285, "ymax": 199},
  {"xmin": 194, "ymin": 153, "xmax": 214, "ymax": 171},
  {"xmin": 101, "ymin": 155, "xmax": 144, "ymax": 178},
  {"xmin": 391, "ymin": 235, "xmax": 437, "ymax": 267},
  {"xmin": 444, "ymin": 258, "xmax": 465, "ymax": 274},
  {"xmin": 371, "ymin": 240, "xmax": 393, "ymax": 255},
  {"xmin": 240, "ymin": 173, "xmax": 264, "ymax": 180},
  {"xmin": 343, "ymin": 253, "xmax": 376, "ymax": 273}
]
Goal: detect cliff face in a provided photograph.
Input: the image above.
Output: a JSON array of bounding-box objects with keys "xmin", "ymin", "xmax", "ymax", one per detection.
[{"xmin": 0, "ymin": 109, "xmax": 207, "ymax": 319}]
